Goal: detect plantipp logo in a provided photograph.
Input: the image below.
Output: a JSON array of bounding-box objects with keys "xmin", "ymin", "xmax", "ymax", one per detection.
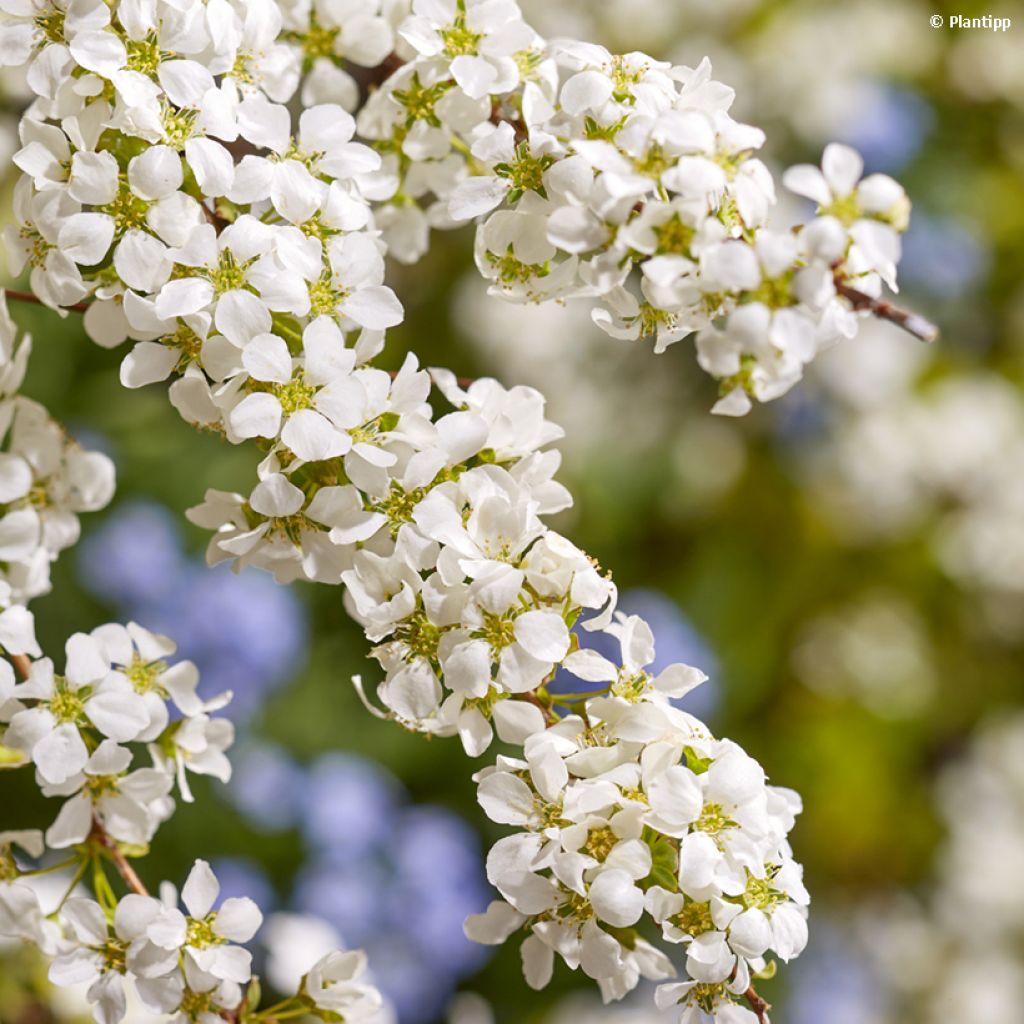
[{"xmin": 930, "ymin": 14, "xmax": 1013, "ymax": 30}]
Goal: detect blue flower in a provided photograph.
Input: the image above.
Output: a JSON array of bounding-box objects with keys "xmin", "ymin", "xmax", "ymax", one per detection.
[
  {"xmin": 227, "ymin": 743, "xmax": 307, "ymax": 831},
  {"xmin": 300, "ymin": 754, "xmax": 405, "ymax": 861},
  {"xmin": 838, "ymin": 83, "xmax": 933, "ymax": 174}
]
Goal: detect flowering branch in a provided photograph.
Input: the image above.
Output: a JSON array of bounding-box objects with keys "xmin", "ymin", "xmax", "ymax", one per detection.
[
  {"xmin": 745, "ymin": 983, "xmax": 771, "ymax": 1023},
  {"xmin": 0, "ymin": 0, "xmax": 937, "ymax": 1021},
  {"xmin": 2, "ymin": 290, "xmax": 90, "ymax": 315},
  {"xmin": 835, "ymin": 280, "xmax": 939, "ymax": 343}
]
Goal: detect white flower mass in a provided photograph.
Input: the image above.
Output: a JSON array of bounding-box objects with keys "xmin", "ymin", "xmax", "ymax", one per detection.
[{"xmin": 0, "ymin": 0, "xmax": 930, "ymax": 1021}]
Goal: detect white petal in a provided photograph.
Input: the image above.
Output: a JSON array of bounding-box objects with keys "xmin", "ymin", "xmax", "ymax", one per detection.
[
  {"xmin": 181, "ymin": 860, "xmax": 219, "ymax": 919},
  {"xmin": 514, "ymin": 611, "xmax": 569, "ymax": 663}
]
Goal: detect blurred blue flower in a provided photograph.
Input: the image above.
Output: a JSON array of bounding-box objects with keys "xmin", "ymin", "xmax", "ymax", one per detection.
[
  {"xmin": 210, "ymin": 857, "xmax": 277, "ymax": 915},
  {"xmin": 78, "ymin": 500, "xmax": 308, "ymax": 721},
  {"xmin": 363, "ymin": 938, "xmax": 451, "ymax": 1024},
  {"xmin": 275, "ymin": 752, "xmax": 491, "ymax": 1023},
  {"xmin": 390, "ymin": 805, "xmax": 482, "ymax": 890},
  {"xmin": 293, "ymin": 859, "xmax": 390, "ymax": 947},
  {"xmin": 788, "ymin": 917, "xmax": 889, "ymax": 1024},
  {"xmin": 227, "ymin": 743, "xmax": 307, "ymax": 832},
  {"xmin": 838, "ymin": 83, "xmax": 933, "ymax": 174},
  {"xmin": 301, "ymin": 754, "xmax": 406, "ymax": 861},
  {"xmin": 78, "ymin": 500, "xmax": 184, "ymax": 606},
  {"xmin": 388, "ymin": 807, "xmax": 491, "ymax": 974},
  {"xmin": 902, "ymin": 214, "xmax": 989, "ymax": 299},
  {"xmin": 149, "ymin": 563, "xmax": 308, "ymax": 719}
]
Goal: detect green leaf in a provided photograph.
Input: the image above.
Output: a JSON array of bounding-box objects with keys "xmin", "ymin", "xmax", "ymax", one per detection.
[
  {"xmin": 753, "ymin": 959, "xmax": 778, "ymax": 981},
  {"xmin": 244, "ymin": 977, "xmax": 261, "ymax": 1013},
  {"xmin": 640, "ymin": 828, "xmax": 680, "ymax": 892},
  {"xmin": 683, "ymin": 745, "xmax": 713, "ymax": 775}
]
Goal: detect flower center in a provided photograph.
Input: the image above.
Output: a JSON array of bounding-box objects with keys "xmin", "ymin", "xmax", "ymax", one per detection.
[
  {"xmin": 186, "ymin": 916, "xmax": 223, "ymax": 949},
  {"xmin": 442, "ymin": 17, "xmax": 482, "ymax": 57},
  {"xmin": 299, "ymin": 15, "xmax": 339, "ymax": 61},
  {"xmin": 162, "ymin": 105, "xmax": 199, "ymax": 149},
  {"xmin": 99, "ymin": 938, "xmax": 129, "ymax": 974},
  {"xmin": 308, "ymin": 274, "xmax": 344, "ymax": 317},
  {"xmin": 35, "ymin": 10, "xmax": 65, "ymax": 44},
  {"xmin": 101, "ymin": 178, "xmax": 151, "ymax": 237},
  {"xmin": 610, "ymin": 671, "xmax": 649, "ymax": 702},
  {"xmin": 125, "ymin": 33, "xmax": 169, "ymax": 77},
  {"xmin": 84, "ymin": 774, "xmax": 121, "ymax": 799},
  {"xmin": 495, "ymin": 144, "xmax": 555, "ymax": 201},
  {"xmin": 694, "ymin": 802, "xmax": 737, "ymax": 836},
  {"xmin": 653, "ymin": 215, "xmax": 695, "ymax": 256},
  {"xmin": 487, "ymin": 247, "xmax": 551, "ymax": 287},
  {"xmin": 583, "ymin": 826, "xmax": 617, "ymax": 861},
  {"xmin": 273, "ymin": 371, "xmax": 316, "ymax": 415},
  {"xmin": 126, "ymin": 655, "xmax": 168, "ymax": 696},
  {"xmin": 674, "ymin": 900, "xmax": 714, "ymax": 936},
  {"xmin": 49, "ymin": 685, "xmax": 85, "ymax": 724},
  {"xmin": 396, "ymin": 611, "xmax": 443, "ymax": 660},
  {"xmin": 393, "ymin": 73, "xmax": 453, "ymax": 128},
  {"xmin": 209, "ymin": 250, "xmax": 251, "ymax": 295},
  {"xmin": 476, "ymin": 611, "xmax": 516, "ymax": 651}
]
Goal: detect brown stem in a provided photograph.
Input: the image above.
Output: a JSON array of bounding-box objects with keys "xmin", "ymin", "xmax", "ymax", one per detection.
[
  {"xmin": 201, "ymin": 204, "xmax": 232, "ymax": 233},
  {"xmin": 91, "ymin": 821, "xmax": 149, "ymax": 897},
  {"xmin": 835, "ymin": 280, "xmax": 938, "ymax": 343},
  {"xmin": 4, "ymin": 289, "xmax": 90, "ymax": 315},
  {"xmin": 744, "ymin": 983, "xmax": 771, "ymax": 1023},
  {"xmin": 490, "ymin": 99, "xmax": 528, "ymax": 145},
  {"xmin": 9, "ymin": 652, "xmax": 32, "ymax": 681},
  {"xmin": 348, "ymin": 51, "xmax": 406, "ymax": 99}
]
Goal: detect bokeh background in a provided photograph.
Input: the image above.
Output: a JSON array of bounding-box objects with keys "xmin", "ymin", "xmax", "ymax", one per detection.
[{"xmin": 2, "ymin": 1, "xmax": 1024, "ymax": 1021}]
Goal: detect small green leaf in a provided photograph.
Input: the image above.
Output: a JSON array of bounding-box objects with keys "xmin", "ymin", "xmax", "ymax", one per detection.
[
  {"xmin": 683, "ymin": 746, "xmax": 713, "ymax": 775},
  {"xmin": 244, "ymin": 976, "xmax": 261, "ymax": 1013},
  {"xmin": 640, "ymin": 828, "xmax": 680, "ymax": 892},
  {"xmin": 753, "ymin": 959, "xmax": 778, "ymax": 981}
]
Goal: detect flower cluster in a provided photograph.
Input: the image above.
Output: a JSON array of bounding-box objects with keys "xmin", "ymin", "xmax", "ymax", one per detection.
[
  {"xmin": 465, "ymin": 654, "xmax": 808, "ymax": 1019},
  {"xmin": 2, "ymin": 622, "xmax": 231, "ymax": 844},
  {"xmin": 0, "ymin": 0, "xmax": 937, "ymax": 1019},
  {"xmin": 2, "ymin": 0, "xmax": 926, "ymax": 421},
  {"xmin": 362, "ymin": 8, "xmax": 922, "ymax": 412},
  {"xmin": 0, "ymin": 630, "xmax": 387, "ymax": 1024},
  {"xmin": 0, "ymin": 294, "xmax": 115, "ymax": 610}
]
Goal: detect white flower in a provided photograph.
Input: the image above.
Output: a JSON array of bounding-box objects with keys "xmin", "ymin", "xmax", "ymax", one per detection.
[
  {"xmin": 784, "ymin": 143, "xmax": 909, "ymax": 288},
  {"xmin": 147, "ymin": 860, "xmax": 262, "ymax": 986},
  {"xmin": 305, "ymin": 949, "xmax": 384, "ymax": 1018},
  {"xmin": 45, "ymin": 740, "xmax": 175, "ymax": 849},
  {"xmin": 399, "ymin": 0, "xmax": 535, "ymax": 99},
  {"xmin": 50, "ymin": 896, "xmax": 177, "ymax": 1024},
  {"xmin": 4, "ymin": 635, "xmax": 150, "ymax": 785},
  {"xmin": 563, "ymin": 613, "xmax": 707, "ymax": 703}
]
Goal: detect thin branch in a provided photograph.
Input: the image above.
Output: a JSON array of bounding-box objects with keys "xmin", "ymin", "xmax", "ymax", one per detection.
[
  {"xmin": 4, "ymin": 289, "xmax": 90, "ymax": 315},
  {"xmin": 835, "ymin": 280, "xmax": 939, "ymax": 343},
  {"xmin": 348, "ymin": 51, "xmax": 406, "ymax": 98},
  {"xmin": 91, "ymin": 821, "xmax": 149, "ymax": 897},
  {"xmin": 490, "ymin": 99, "xmax": 528, "ymax": 145},
  {"xmin": 9, "ymin": 652, "xmax": 32, "ymax": 681},
  {"xmin": 744, "ymin": 983, "xmax": 771, "ymax": 1023},
  {"xmin": 201, "ymin": 204, "xmax": 232, "ymax": 232}
]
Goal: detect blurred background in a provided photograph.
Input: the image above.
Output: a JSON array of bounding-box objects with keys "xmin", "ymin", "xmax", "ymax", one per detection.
[{"xmin": 2, "ymin": 0, "xmax": 1023, "ymax": 1021}]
